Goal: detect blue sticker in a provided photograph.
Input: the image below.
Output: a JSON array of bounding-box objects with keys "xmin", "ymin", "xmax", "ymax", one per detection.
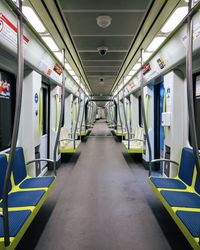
[{"xmin": 35, "ymin": 93, "xmax": 38, "ymax": 103}]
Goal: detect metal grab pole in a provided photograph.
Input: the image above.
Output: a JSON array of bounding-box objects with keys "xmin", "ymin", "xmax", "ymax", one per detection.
[
  {"xmin": 91, "ymin": 101, "xmax": 94, "ymax": 124},
  {"xmin": 88, "ymin": 100, "xmax": 92, "ymax": 126},
  {"xmin": 122, "ymin": 77, "xmax": 130, "ymax": 149},
  {"xmin": 73, "ymin": 90, "xmax": 81, "ymax": 149},
  {"xmin": 80, "ymin": 94, "xmax": 86, "ymax": 138},
  {"xmin": 87, "ymin": 101, "xmax": 91, "ymax": 126},
  {"xmin": 186, "ymin": 1, "xmax": 200, "ymax": 182},
  {"xmin": 108, "ymin": 102, "xmax": 111, "ymax": 124},
  {"xmin": 93, "ymin": 103, "xmax": 96, "ymax": 123},
  {"xmin": 53, "ymin": 49, "xmax": 66, "ymax": 175},
  {"xmin": 117, "ymin": 88, "xmax": 123, "ymax": 134},
  {"xmin": 140, "ymin": 49, "xmax": 152, "ymax": 176},
  {"xmin": 2, "ymin": 0, "xmax": 24, "ymax": 246}
]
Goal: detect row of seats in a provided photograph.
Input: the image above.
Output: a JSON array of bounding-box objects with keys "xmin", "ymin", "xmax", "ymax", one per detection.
[
  {"xmin": 0, "ymin": 147, "xmax": 56, "ymax": 249},
  {"xmin": 59, "ymin": 127, "xmax": 81, "ymax": 153},
  {"xmin": 122, "ymin": 126, "xmax": 145, "ymax": 153},
  {"xmin": 149, "ymin": 147, "xmax": 200, "ymax": 249}
]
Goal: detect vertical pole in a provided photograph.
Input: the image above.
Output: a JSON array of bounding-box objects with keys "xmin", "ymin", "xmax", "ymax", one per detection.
[
  {"xmin": 2, "ymin": 0, "xmax": 24, "ymax": 246},
  {"xmin": 80, "ymin": 88, "xmax": 86, "ymax": 138},
  {"xmin": 73, "ymin": 90, "xmax": 81, "ymax": 149},
  {"xmin": 117, "ymin": 87, "xmax": 124, "ymax": 135},
  {"xmin": 140, "ymin": 49, "xmax": 152, "ymax": 176},
  {"xmin": 53, "ymin": 48, "xmax": 66, "ymax": 175},
  {"xmin": 122, "ymin": 77, "xmax": 130, "ymax": 149},
  {"xmin": 186, "ymin": 0, "xmax": 200, "ymax": 181}
]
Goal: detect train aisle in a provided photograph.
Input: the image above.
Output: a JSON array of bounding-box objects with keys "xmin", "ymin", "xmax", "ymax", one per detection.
[{"xmin": 17, "ymin": 120, "xmax": 191, "ymax": 250}]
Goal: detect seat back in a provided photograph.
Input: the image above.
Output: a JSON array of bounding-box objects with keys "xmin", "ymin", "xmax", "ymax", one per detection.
[
  {"xmin": 12, "ymin": 147, "xmax": 27, "ymax": 185},
  {"xmin": 0, "ymin": 154, "xmax": 11, "ymax": 199},
  {"xmin": 194, "ymin": 172, "xmax": 200, "ymax": 194},
  {"xmin": 60, "ymin": 127, "xmax": 69, "ymax": 147},
  {"xmin": 134, "ymin": 127, "xmax": 139, "ymax": 139},
  {"xmin": 138, "ymin": 127, "xmax": 144, "ymax": 147},
  {"xmin": 178, "ymin": 147, "xmax": 195, "ymax": 186}
]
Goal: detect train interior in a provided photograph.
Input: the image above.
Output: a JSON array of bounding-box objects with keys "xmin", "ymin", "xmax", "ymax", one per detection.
[{"xmin": 0, "ymin": 0, "xmax": 200, "ymax": 249}]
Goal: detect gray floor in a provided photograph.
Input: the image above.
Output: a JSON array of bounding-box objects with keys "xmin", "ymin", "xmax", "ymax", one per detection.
[{"xmin": 17, "ymin": 120, "xmax": 191, "ymax": 250}]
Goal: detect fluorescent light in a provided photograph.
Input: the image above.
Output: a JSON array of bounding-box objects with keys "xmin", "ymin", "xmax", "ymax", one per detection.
[
  {"xmin": 22, "ymin": 7, "xmax": 45, "ymax": 33},
  {"xmin": 143, "ymin": 52, "xmax": 153, "ymax": 61},
  {"xmin": 147, "ymin": 37, "xmax": 166, "ymax": 52},
  {"xmin": 42, "ymin": 36, "xmax": 59, "ymax": 51},
  {"xmin": 12, "ymin": 0, "xmax": 24, "ymax": 2},
  {"xmin": 185, "ymin": 0, "xmax": 197, "ymax": 2},
  {"xmin": 73, "ymin": 75, "xmax": 80, "ymax": 83},
  {"xmin": 65, "ymin": 63, "xmax": 72, "ymax": 71},
  {"xmin": 132, "ymin": 63, "xmax": 140, "ymax": 71},
  {"xmin": 138, "ymin": 52, "xmax": 153, "ymax": 64},
  {"xmin": 125, "ymin": 75, "xmax": 132, "ymax": 83},
  {"xmin": 128, "ymin": 69, "xmax": 136, "ymax": 76},
  {"xmin": 54, "ymin": 52, "xmax": 63, "ymax": 62},
  {"xmin": 68, "ymin": 69, "xmax": 76, "ymax": 76},
  {"xmin": 161, "ymin": 7, "xmax": 188, "ymax": 33}
]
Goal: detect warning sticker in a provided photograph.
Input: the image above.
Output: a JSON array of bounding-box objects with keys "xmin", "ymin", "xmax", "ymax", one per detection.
[{"xmin": 0, "ymin": 13, "xmax": 29, "ymax": 49}]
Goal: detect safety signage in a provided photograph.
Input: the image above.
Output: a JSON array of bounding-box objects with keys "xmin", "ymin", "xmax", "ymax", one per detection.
[{"xmin": 0, "ymin": 13, "xmax": 29, "ymax": 49}]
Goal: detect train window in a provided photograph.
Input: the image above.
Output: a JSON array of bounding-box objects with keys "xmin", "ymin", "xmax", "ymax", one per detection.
[
  {"xmin": 138, "ymin": 96, "xmax": 142, "ymax": 127},
  {"xmin": 194, "ymin": 75, "xmax": 200, "ymax": 148},
  {"xmin": 0, "ymin": 70, "xmax": 16, "ymax": 151}
]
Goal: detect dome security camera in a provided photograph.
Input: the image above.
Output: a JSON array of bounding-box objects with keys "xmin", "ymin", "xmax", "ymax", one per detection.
[
  {"xmin": 99, "ymin": 77, "xmax": 104, "ymax": 85},
  {"xmin": 97, "ymin": 46, "xmax": 108, "ymax": 56}
]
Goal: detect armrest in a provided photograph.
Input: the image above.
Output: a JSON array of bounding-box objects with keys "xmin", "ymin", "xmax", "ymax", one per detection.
[
  {"xmin": 129, "ymin": 139, "xmax": 145, "ymax": 142},
  {"xmin": 151, "ymin": 159, "xmax": 179, "ymax": 166},
  {"xmin": 59, "ymin": 138, "xmax": 74, "ymax": 142},
  {"xmin": 26, "ymin": 158, "xmax": 54, "ymax": 166}
]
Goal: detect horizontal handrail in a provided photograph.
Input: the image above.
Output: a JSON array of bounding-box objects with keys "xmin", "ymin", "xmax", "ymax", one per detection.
[
  {"xmin": 26, "ymin": 158, "xmax": 54, "ymax": 166},
  {"xmin": 129, "ymin": 139, "xmax": 145, "ymax": 142},
  {"xmin": 59, "ymin": 138, "xmax": 75, "ymax": 142},
  {"xmin": 150, "ymin": 159, "xmax": 179, "ymax": 166}
]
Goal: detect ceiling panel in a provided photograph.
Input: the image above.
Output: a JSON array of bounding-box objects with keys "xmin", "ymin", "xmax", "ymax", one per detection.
[
  {"xmin": 59, "ymin": 0, "xmax": 150, "ymax": 10},
  {"xmin": 83, "ymin": 61, "xmax": 122, "ymax": 66},
  {"xmin": 57, "ymin": 0, "xmax": 152, "ymax": 98},
  {"xmin": 85, "ymin": 66, "xmax": 119, "ymax": 72},
  {"xmin": 79, "ymin": 52, "xmax": 126, "ymax": 61},
  {"xmin": 73, "ymin": 36, "xmax": 133, "ymax": 51},
  {"xmin": 64, "ymin": 13, "xmax": 144, "ymax": 35},
  {"xmin": 96, "ymin": 101, "xmax": 106, "ymax": 107},
  {"xmin": 87, "ymin": 72, "xmax": 117, "ymax": 76}
]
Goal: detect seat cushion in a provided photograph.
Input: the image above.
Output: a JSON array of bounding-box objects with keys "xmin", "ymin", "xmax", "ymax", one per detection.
[
  {"xmin": 0, "ymin": 190, "xmax": 45, "ymax": 207},
  {"xmin": 20, "ymin": 176, "xmax": 55, "ymax": 189},
  {"xmin": 0, "ymin": 210, "xmax": 31, "ymax": 237},
  {"xmin": 160, "ymin": 190, "xmax": 200, "ymax": 208},
  {"xmin": 150, "ymin": 177, "xmax": 186, "ymax": 189},
  {"xmin": 176, "ymin": 211, "xmax": 200, "ymax": 237}
]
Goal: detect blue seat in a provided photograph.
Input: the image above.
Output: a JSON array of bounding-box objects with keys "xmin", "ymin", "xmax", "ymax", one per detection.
[
  {"xmin": 150, "ymin": 148, "xmax": 195, "ymax": 189},
  {"xmin": 0, "ymin": 210, "xmax": 31, "ymax": 237},
  {"xmin": 13, "ymin": 147, "xmax": 55, "ymax": 189},
  {"xmin": 160, "ymin": 175, "xmax": 200, "ymax": 208},
  {"xmin": 0, "ymin": 190, "xmax": 45, "ymax": 208},
  {"xmin": 160, "ymin": 190, "xmax": 200, "ymax": 208},
  {"xmin": 20, "ymin": 176, "xmax": 55, "ymax": 189},
  {"xmin": 0, "ymin": 155, "xmax": 45, "ymax": 208},
  {"xmin": 150, "ymin": 178, "xmax": 186, "ymax": 189},
  {"xmin": 0, "ymin": 155, "xmax": 12, "ymax": 198},
  {"xmin": 176, "ymin": 211, "xmax": 200, "ymax": 237}
]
